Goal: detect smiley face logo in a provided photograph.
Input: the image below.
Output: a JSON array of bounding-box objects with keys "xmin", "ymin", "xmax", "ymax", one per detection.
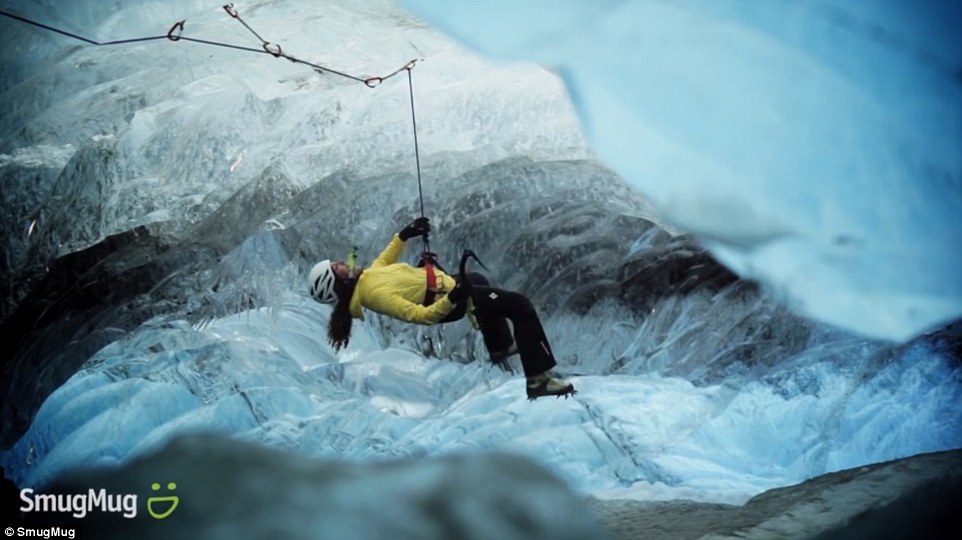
[{"xmin": 147, "ymin": 482, "xmax": 179, "ymax": 519}]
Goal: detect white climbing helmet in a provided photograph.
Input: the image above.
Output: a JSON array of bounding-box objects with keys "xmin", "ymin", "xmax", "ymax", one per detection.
[{"xmin": 309, "ymin": 260, "xmax": 337, "ymax": 304}]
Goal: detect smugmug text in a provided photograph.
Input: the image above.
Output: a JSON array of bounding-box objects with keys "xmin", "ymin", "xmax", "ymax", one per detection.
[{"xmin": 20, "ymin": 488, "xmax": 137, "ymax": 518}]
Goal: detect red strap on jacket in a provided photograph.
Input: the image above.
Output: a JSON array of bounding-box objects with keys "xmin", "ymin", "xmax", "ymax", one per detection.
[{"xmin": 422, "ymin": 252, "xmax": 441, "ymax": 306}]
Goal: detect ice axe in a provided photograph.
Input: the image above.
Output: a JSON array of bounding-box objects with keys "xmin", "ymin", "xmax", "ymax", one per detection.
[
  {"xmin": 458, "ymin": 250, "xmax": 514, "ymax": 373},
  {"xmin": 459, "ymin": 249, "xmax": 487, "ymax": 287}
]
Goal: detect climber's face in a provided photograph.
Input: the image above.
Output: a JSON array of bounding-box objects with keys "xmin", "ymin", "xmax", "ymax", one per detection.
[
  {"xmin": 331, "ymin": 261, "xmax": 350, "ymax": 279},
  {"xmin": 332, "ymin": 260, "xmax": 361, "ymax": 280}
]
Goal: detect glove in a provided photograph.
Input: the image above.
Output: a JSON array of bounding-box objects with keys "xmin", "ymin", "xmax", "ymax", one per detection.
[
  {"xmin": 399, "ymin": 216, "xmax": 430, "ymax": 241},
  {"xmin": 446, "ymin": 280, "xmax": 469, "ymax": 304}
]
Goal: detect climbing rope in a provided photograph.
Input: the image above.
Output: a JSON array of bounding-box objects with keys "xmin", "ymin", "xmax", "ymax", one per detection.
[
  {"xmin": 0, "ymin": 8, "xmax": 169, "ymax": 46},
  {"xmin": 215, "ymin": 4, "xmax": 430, "ymax": 256},
  {"xmin": 219, "ymin": 4, "xmax": 417, "ymax": 88},
  {"xmin": 407, "ymin": 67, "xmax": 425, "ymax": 218},
  {"xmin": 406, "ymin": 62, "xmax": 434, "ymax": 261},
  {"xmin": 4, "ymin": 4, "xmax": 471, "ymax": 365},
  {"xmin": 1, "ymin": 4, "xmax": 427, "ymax": 216}
]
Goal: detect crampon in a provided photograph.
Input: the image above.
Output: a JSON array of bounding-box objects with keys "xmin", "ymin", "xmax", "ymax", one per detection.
[{"xmin": 526, "ymin": 378, "xmax": 577, "ymax": 401}]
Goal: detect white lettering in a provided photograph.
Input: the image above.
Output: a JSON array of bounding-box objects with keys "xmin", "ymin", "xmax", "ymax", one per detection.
[
  {"xmin": 13, "ymin": 527, "xmax": 76, "ymax": 539},
  {"xmin": 53, "ymin": 526, "xmax": 76, "ymax": 539},
  {"xmin": 105, "ymin": 493, "xmax": 122, "ymax": 513},
  {"xmin": 121, "ymin": 494, "xmax": 137, "ymax": 518},
  {"xmin": 88, "ymin": 487, "xmax": 105, "ymax": 509},
  {"xmin": 18, "ymin": 487, "xmax": 139, "ymax": 519},
  {"xmin": 70, "ymin": 493, "xmax": 87, "ymax": 518},
  {"xmin": 34, "ymin": 493, "xmax": 57, "ymax": 512},
  {"xmin": 20, "ymin": 488, "xmax": 35, "ymax": 511}
]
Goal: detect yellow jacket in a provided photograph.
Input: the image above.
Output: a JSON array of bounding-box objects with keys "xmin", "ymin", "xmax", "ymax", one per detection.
[{"xmin": 348, "ymin": 234, "xmax": 457, "ymax": 325}]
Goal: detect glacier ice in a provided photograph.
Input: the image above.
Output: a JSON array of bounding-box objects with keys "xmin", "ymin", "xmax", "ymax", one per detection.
[
  {"xmin": 400, "ymin": 0, "xmax": 962, "ymax": 342},
  {"xmin": 0, "ymin": 0, "xmax": 960, "ymax": 528}
]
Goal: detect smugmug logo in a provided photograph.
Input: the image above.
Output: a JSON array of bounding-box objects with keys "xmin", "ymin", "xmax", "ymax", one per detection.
[
  {"xmin": 19, "ymin": 482, "xmax": 181, "ymax": 520},
  {"xmin": 147, "ymin": 482, "xmax": 179, "ymax": 519}
]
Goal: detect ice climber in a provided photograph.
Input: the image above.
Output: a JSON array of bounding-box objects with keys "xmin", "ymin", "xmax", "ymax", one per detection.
[{"xmin": 308, "ymin": 216, "xmax": 576, "ymax": 400}]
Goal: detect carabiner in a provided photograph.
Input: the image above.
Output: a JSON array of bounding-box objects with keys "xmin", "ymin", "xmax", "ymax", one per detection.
[
  {"xmin": 263, "ymin": 43, "xmax": 283, "ymax": 57},
  {"xmin": 166, "ymin": 20, "xmax": 185, "ymax": 41}
]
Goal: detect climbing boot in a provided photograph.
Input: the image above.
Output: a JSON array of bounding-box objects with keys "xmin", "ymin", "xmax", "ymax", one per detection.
[{"xmin": 526, "ymin": 371, "xmax": 576, "ymax": 400}]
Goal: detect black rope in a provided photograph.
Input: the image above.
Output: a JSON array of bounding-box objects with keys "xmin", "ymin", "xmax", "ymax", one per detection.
[
  {"xmin": 218, "ymin": 4, "xmax": 428, "ymax": 238},
  {"xmin": 223, "ymin": 3, "xmax": 270, "ymax": 45},
  {"xmin": 169, "ymin": 23, "xmax": 375, "ymax": 84},
  {"xmin": 408, "ymin": 67, "xmax": 425, "ymax": 220},
  {"xmin": 1, "ymin": 7, "xmax": 416, "ymax": 88},
  {"xmin": 0, "ymin": 8, "xmax": 168, "ymax": 46},
  {"xmin": 220, "ymin": 3, "xmax": 418, "ymax": 88},
  {"xmin": 4, "ymin": 4, "xmax": 431, "ymax": 247},
  {"xmin": 407, "ymin": 66, "xmax": 432, "ymax": 256}
]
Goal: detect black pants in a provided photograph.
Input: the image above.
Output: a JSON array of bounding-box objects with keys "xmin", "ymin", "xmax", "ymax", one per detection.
[{"xmin": 441, "ymin": 272, "xmax": 556, "ymax": 378}]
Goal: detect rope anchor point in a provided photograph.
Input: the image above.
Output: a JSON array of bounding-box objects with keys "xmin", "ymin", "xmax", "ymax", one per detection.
[
  {"xmin": 167, "ymin": 20, "xmax": 185, "ymax": 41},
  {"xmin": 263, "ymin": 42, "xmax": 282, "ymax": 57}
]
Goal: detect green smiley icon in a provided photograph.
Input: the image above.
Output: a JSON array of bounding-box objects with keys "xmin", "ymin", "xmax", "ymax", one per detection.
[{"xmin": 147, "ymin": 482, "xmax": 179, "ymax": 519}]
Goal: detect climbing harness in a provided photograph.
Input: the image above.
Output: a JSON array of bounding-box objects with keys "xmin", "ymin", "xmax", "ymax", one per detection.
[{"xmin": 421, "ymin": 254, "xmax": 442, "ymax": 306}]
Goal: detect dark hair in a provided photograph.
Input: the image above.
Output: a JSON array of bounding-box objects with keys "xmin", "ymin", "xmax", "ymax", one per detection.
[{"xmin": 327, "ymin": 278, "xmax": 357, "ymax": 351}]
